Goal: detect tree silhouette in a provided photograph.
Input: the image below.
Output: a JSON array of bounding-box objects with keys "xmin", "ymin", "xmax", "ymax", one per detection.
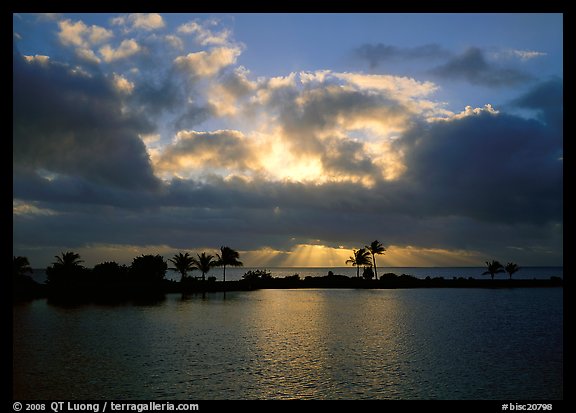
[
  {"xmin": 504, "ymin": 262, "xmax": 520, "ymax": 280},
  {"xmin": 130, "ymin": 254, "xmax": 167, "ymax": 282},
  {"xmin": 362, "ymin": 266, "xmax": 375, "ymax": 280},
  {"xmin": 366, "ymin": 240, "xmax": 386, "ymax": 280},
  {"xmin": 346, "ymin": 248, "xmax": 372, "ymax": 278},
  {"xmin": 46, "ymin": 251, "xmax": 85, "ymax": 286},
  {"xmin": 93, "ymin": 261, "xmax": 128, "ymax": 283},
  {"xmin": 216, "ymin": 246, "xmax": 243, "ymax": 284},
  {"xmin": 169, "ymin": 252, "xmax": 196, "ymax": 282},
  {"xmin": 482, "ymin": 260, "xmax": 505, "ymax": 280},
  {"xmin": 13, "ymin": 256, "xmax": 32, "ymax": 278},
  {"xmin": 54, "ymin": 251, "xmax": 84, "ymax": 268},
  {"xmin": 192, "ymin": 252, "xmax": 218, "ymax": 282}
]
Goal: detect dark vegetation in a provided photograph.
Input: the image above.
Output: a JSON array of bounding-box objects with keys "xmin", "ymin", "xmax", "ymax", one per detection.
[{"xmin": 13, "ymin": 244, "xmax": 562, "ymax": 305}]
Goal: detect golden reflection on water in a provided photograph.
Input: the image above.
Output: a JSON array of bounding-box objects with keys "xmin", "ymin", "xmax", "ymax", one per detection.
[
  {"xmin": 13, "ymin": 288, "xmax": 562, "ymax": 400},
  {"xmin": 245, "ymin": 289, "xmax": 407, "ymax": 399}
]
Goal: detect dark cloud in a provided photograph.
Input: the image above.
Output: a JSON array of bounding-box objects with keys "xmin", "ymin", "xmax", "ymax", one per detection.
[
  {"xmin": 13, "ymin": 50, "xmax": 160, "ymax": 190},
  {"xmin": 220, "ymin": 68, "xmax": 255, "ymax": 98},
  {"xmin": 355, "ymin": 43, "xmax": 451, "ymax": 68},
  {"xmin": 430, "ymin": 47, "xmax": 532, "ymax": 87},
  {"xmin": 12, "ymin": 17, "xmax": 562, "ymax": 267},
  {"xmin": 509, "ymin": 77, "xmax": 563, "ymax": 128},
  {"xmin": 13, "ymin": 172, "xmax": 562, "ymax": 265},
  {"xmin": 394, "ymin": 110, "xmax": 562, "ymax": 225},
  {"xmin": 321, "ymin": 137, "xmax": 379, "ymax": 177}
]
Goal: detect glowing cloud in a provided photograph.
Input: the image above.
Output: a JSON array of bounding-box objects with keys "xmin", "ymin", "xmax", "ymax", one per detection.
[
  {"xmin": 174, "ymin": 46, "xmax": 242, "ymax": 78},
  {"xmin": 100, "ymin": 39, "xmax": 141, "ymax": 62},
  {"xmin": 58, "ymin": 19, "xmax": 113, "ymax": 48},
  {"xmin": 112, "ymin": 13, "xmax": 165, "ymax": 31},
  {"xmin": 112, "ymin": 73, "xmax": 134, "ymax": 94}
]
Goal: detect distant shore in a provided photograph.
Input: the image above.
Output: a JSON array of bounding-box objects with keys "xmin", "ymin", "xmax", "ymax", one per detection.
[{"xmin": 13, "ymin": 272, "xmax": 563, "ymax": 305}]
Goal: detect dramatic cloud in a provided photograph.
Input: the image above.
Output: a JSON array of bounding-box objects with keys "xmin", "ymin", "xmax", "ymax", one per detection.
[
  {"xmin": 155, "ymin": 130, "xmax": 260, "ymax": 177},
  {"xmin": 430, "ymin": 47, "xmax": 532, "ymax": 87},
  {"xmin": 396, "ymin": 108, "xmax": 562, "ymax": 225},
  {"xmin": 13, "ymin": 49, "xmax": 159, "ymax": 190},
  {"xmin": 12, "ymin": 14, "xmax": 562, "ymax": 267}
]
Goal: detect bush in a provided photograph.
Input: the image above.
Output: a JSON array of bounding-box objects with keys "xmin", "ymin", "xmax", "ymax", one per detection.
[
  {"xmin": 130, "ymin": 255, "xmax": 167, "ymax": 282},
  {"xmin": 242, "ymin": 269, "xmax": 272, "ymax": 281}
]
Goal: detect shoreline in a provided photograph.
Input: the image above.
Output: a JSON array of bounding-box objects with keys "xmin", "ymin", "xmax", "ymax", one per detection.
[{"xmin": 13, "ymin": 275, "xmax": 563, "ymax": 305}]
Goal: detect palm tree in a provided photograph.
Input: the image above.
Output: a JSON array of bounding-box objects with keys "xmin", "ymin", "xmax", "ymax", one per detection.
[
  {"xmin": 191, "ymin": 252, "xmax": 218, "ymax": 282},
  {"xmin": 504, "ymin": 262, "xmax": 520, "ymax": 280},
  {"xmin": 54, "ymin": 251, "xmax": 84, "ymax": 268},
  {"xmin": 482, "ymin": 260, "xmax": 505, "ymax": 280},
  {"xmin": 346, "ymin": 248, "xmax": 372, "ymax": 278},
  {"xmin": 216, "ymin": 246, "xmax": 243, "ymax": 284},
  {"xmin": 13, "ymin": 256, "xmax": 32, "ymax": 278},
  {"xmin": 47, "ymin": 251, "xmax": 85, "ymax": 286},
  {"xmin": 169, "ymin": 252, "xmax": 196, "ymax": 282},
  {"xmin": 366, "ymin": 240, "xmax": 386, "ymax": 280}
]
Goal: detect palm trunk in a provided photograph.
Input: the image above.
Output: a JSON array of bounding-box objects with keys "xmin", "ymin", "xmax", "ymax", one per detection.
[
  {"xmin": 223, "ymin": 264, "xmax": 226, "ymax": 283},
  {"xmin": 357, "ymin": 265, "xmax": 360, "ymax": 278},
  {"xmin": 372, "ymin": 254, "xmax": 377, "ymax": 280}
]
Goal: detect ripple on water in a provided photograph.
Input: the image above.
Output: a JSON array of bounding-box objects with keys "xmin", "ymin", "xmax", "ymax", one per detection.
[{"xmin": 13, "ymin": 288, "xmax": 562, "ymax": 400}]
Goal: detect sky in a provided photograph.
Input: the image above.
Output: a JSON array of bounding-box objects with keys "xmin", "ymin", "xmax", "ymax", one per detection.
[{"xmin": 13, "ymin": 13, "xmax": 563, "ymax": 268}]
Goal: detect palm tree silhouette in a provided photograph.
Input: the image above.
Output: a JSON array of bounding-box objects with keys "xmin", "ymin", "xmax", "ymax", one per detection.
[
  {"xmin": 482, "ymin": 260, "xmax": 505, "ymax": 280},
  {"xmin": 54, "ymin": 251, "xmax": 84, "ymax": 268},
  {"xmin": 504, "ymin": 262, "xmax": 520, "ymax": 280},
  {"xmin": 46, "ymin": 251, "xmax": 85, "ymax": 286},
  {"xmin": 13, "ymin": 256, "xmax": 33, "ymax": 278},
  {"xmin": 366, "ymin": 240, "xmax": 386, "ymax": 280},
  {"xmin": 169, "ymin": 252, "xmax": 196, "ymax": 282},
  {"xmin": 216, "ymin": 246, "xmax": 243, "ymax": 284},
  {"xmin": 192, "ymin": 252, "xmax": 218, "ymax": 282},
  {"xmin": 346, "ymin": 248, "xmax": 372, "ymax": 278}
]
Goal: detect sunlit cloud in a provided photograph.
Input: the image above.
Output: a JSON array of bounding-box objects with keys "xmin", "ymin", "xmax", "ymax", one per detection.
[
  {"xmin": 23, "ymin": 54, "xmax": 50, "ymax": 65},
  {"xmin": 12, "ymin": 13, "xmax": 562, "ymax": 267},
  {"xmin": 112, "ymin": 73, "xmax": 134, "ymax": 94},
  {"xmin": 58, "ymin": 19, "xmax": 113, "ymax": 48},
  {"xmin": 174, "ymin": 46, "xmax": 242, "ymax": 78},
  {"xmin": 112, "ymin": 13, "xmax": 165, "ymax": 32},
  {"xmin": 154, "ymin": 129, "xmax": 261, "ymax": 178},
  {"xmin": 428, "ymin": 103, "xmax": 499, "ymax": 122},
  {"xmin": 13, "ymin": 200, "xmax": 58, "ymax": 217},
  {"xmin": 100, "ymin": 39, "xmax": 141, "ymax": 62}
]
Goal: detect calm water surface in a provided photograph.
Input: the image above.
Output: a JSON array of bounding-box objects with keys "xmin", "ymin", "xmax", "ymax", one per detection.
[{"xmin": 13, "ymin": 288, "xmax": 562, "ymax": 400}]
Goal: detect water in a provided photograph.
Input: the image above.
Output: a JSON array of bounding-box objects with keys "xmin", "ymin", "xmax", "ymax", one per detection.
[
  {"xmin": 13, "ymin": 288, "xmax": 562, "ymax": 400},
  {"xmin": 29, "ymin": 266, "xmax": 563, "ymax": 283}
]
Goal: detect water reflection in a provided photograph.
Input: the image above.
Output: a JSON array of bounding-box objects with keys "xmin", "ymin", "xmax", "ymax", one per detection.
[{"xmin": 13, "ymin": 288, "xmax": 562, "ymax": 400}]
